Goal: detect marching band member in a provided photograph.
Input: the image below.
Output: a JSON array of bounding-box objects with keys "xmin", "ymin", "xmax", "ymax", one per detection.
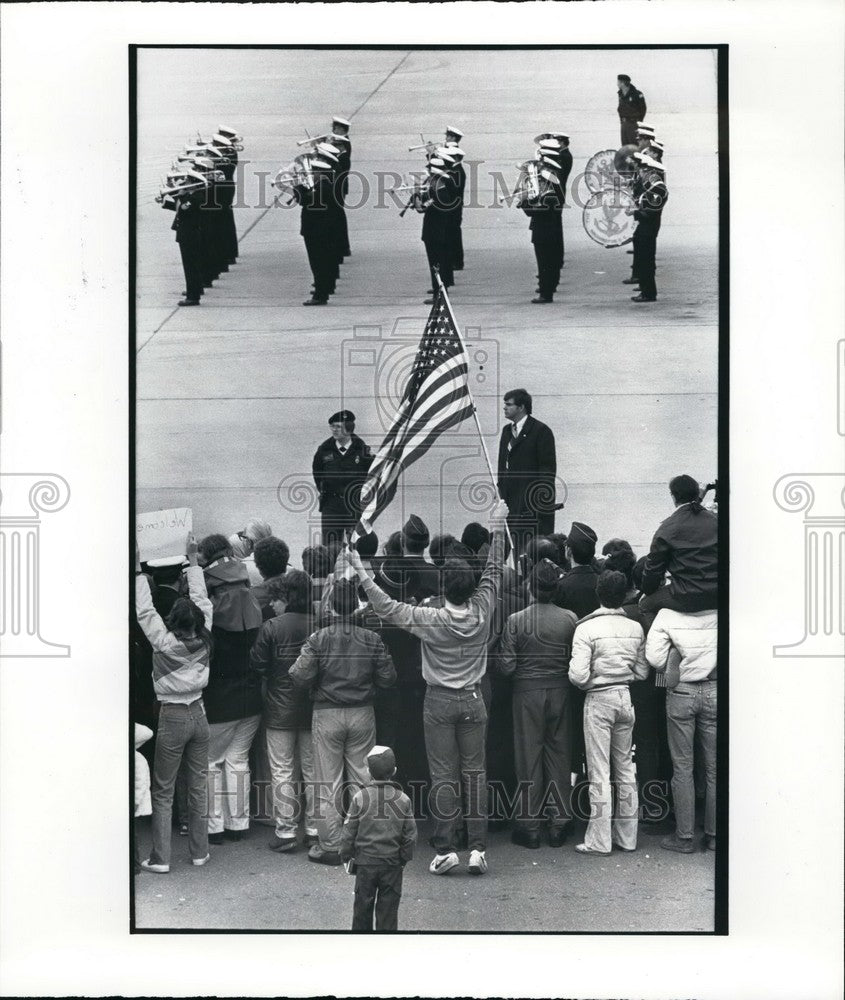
[
  {"xmin": 331, "ymin": 115, "xmax": 352, "ymax": 259},
  {"xmin": 444, "ymin": 125, "xmax": 466, "ymax": 271},
  {"xmin": 628, "ymin": 152, "xmax": 669, "ymax": 303},
  {"xmin": 211, "ymin": 128, "xmax": 241, "ymax": 266},
  {"xmin": 294, "ymin": 154, "xmax": 338, "ymax": 306},
  {"xmin": 165, "ymin": 172, "xmax": 209, "ymax": 307},
  {"xmin": 520, "ymin": 143, "xmax": 565, "ymax": 304},
  {"xmin": 420, "ymin": 156, "xmax": 460, "ymax": 304}
]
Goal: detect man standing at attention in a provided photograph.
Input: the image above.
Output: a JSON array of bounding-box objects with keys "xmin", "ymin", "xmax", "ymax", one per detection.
[
  {"xmin": 312, "ymin": 409, "xmax": 373, "ymax": 549},
  {"xmin": 617, "ymin": 74, "xmax": 647, "ymax": 146},
  {"xmin": 497, "ymin": 388, "xmax": 557, "ymax": 558}
]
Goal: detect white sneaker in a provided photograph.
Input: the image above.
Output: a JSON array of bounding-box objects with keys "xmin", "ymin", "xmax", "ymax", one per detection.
[
  {"xmin": 191, "ymin": 853, "xmax": 211, "ymax": 866},
  {"xmin": 468, "ymin": 849, "xmax": 488, "ymax": 875},
  {"xmin": 429, "ymin": 852, "xmax": 460, "ymax": 875},
  {"xmin": 140, "ymin": 859, "xmax": 170, "ymax": 874}
]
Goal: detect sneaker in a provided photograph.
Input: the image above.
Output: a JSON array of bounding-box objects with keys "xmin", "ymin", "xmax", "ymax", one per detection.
[
  {"xmin": 269, "ymin": 835, "xmax": 298, "ymax": 853},
  {"xmin": 467, "ymin": 850, "xmax": 488, "ymax": 875},
  {"xmin": 661, "ymin": 833, "xmax": 696, "ymax": 854},
  {"xmin": 575, "ymin": 843, "xmax": 611, "ymax": 855},
  {"xmin": 140, "ymin": 859, "xmax": 169, "ymax": 874},
  {"xmin": 429, "ymin": 852, "xmax": 460, "ymax": 876},
  {"xmin": 191, "ymin": 854, "xmax": 210, "ymax": 867}
]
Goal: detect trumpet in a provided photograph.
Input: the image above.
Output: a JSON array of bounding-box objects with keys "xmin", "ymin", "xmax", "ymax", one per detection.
[
  {"xmin": 391, "ymin": 178, "xmax": 430, "ymax": 217},
  {"xmin": 296, "ymin": 133, "xmax": 330, "ymax": 148},
  {"xmin": 408, "ymin": 139, "xmax": 438, "ymax": 153},
  {"xmin": 155, "ymin": 179, "xmax": 206, "ymax": 204}
]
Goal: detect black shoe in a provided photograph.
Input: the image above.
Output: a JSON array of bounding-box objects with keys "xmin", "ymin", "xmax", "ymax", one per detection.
[
  {"xmin": 511, "ymin": 828, "xmax": 541, "ymax": 850},
  {"xmin": 178, "ymin": 298, "xmax": 200, "ymax": 306},
  {"xmin": 660, "ymin": 833, "xmax": 696, "ymax": 854},
  {"xmin": 268, "ymin": 835, "xmax": 297, "ymax": 853},
  {"xmin": 631, "ymin": 293, "xmax": 656, "ymax": 302},
  {"xmin": 424, "ymin": 297, "xmax": 434, "ymax": 305},
  {"xmin": 303, "ymin": 297, "xmax": 327, "ymax": 306},
  {"xmin": 626, "ymin": 249, "xmax": 634, "ymax": 254},
  {"xmin": 531, "ymin": 295, "xmax": 553, "ymax": 304},
  {"xmin": 547, "ymin": 825, "xmax": 570, "ymax": 848},
  {"xmin": 622, "ymin": 278, "xmax": 640, "ymax": 285},
  {"xmin": 223, "ymin": 829, "xmax": 244, "ymax": 842},
  {"xmin": 208, "ymin": 832, "xmax": 225, "ymax": 845}
]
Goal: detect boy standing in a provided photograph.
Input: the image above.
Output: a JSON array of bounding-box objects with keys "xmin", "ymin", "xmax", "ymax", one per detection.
[{"xmin": 340, "ymin": 746, "xmax": 417, "ymax": 931}]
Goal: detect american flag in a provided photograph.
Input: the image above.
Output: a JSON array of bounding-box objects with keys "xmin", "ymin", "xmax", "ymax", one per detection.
[{"xmin": 352, "ymin": 285, "xmax": 475, "ymax": 538}]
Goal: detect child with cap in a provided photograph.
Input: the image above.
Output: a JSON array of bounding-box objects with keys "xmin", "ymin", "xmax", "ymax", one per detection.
[{"xmin": 340, "ymin": 745, "xmax": 417, "ymax": 931}]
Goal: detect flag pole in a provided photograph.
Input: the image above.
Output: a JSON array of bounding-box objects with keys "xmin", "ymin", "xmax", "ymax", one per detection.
[{"xmin": 433, "ymin": 269, "xmax": 516, "ymax": 564}]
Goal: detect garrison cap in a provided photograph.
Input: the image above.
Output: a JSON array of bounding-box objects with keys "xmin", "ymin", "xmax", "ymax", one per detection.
[
  {"xmin": 402, "ymin": 514, "xmax": 430, "ymax": 547},
  {"xmin": 328, "ymin": 409, "xmax": 355, "ymax": 424},
  {"xmin": 568, "ymin": 521, "xmax": 598, "ymax": 545},
  {"xmin": 366, "ymin": 745, "xmax": 396, "ymax": 780}
]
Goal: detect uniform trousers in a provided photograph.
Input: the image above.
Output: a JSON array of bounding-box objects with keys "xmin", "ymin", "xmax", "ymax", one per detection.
[
  {"xmin": 621, "ymin": 120, "xmax": 638, "ymax": 146},
  {"xmin": 304, "ymin": 232, "xmax": 334, "ymax": 300},
  {"xmin": 512, "ymin": 685, "xmax": 573, "ymax": 831},
  {"xmin": 582, "ymin": 686, "xmax": 639, "ymax": 853},
  {"xmin": 207, "ymin": 714, "xmax": 261, "ymax": 834},
  {"xmin": 534, "ymin": 242, "xmax": 562, "ymax": 299},
  {"xmin": 178, "ymin": 237, "xmax": 204, "ymax": 301},
  {"xmin": 352, "ymin": 866, "xmax": 403, "ymax": 931},
  {"xmin": 632, "ymin": 217, "xmax": 661, "ymax": 299},
  {"xmin": 424, "ymin": 237, "xmax": 453, "ymax": 290}
]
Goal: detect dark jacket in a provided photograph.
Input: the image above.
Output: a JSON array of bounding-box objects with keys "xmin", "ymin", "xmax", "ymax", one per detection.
[
  {"xmin": 289, "ymin": 620, "xmax": 396, "ymax": 708},
  {"xmin": 496, "ymin": 416, "xmax": 557, "ymax": 535},
  {"xmin": 398, "ymin": 553, "xmax": 441, "ymax": 601},
  {"xmin": 618, "ymin": 84, "xmax": 647, "ymax": 124},
  {"xmin": 499, "ymin": 602, "xmax": 578, "ymax": 690},
  {"xmin": 203, "ymin": 557, "xmax": 263, "ymax": 632},
  {"xmin": 312, "ymin": 435, "xmax": 373, "ymax": 517},
  {"xmin": 641, "ymin": 503, "xmax": 718, "ymax": 603},
  {"xmin": 353, "ymin": 605, "xmax": 423, "ymax": 690},
  {"xmin": 554, "ymin": 564, "xmax": 600, "ymax": 620},
  {"xmin": 297, "ymin": 173, "xmax": 338, "ymax": 239},
  {"xmin": 522, "ymin": 181, "xmax": 564, "ymax": 247},
  {"xmin": 250, "ymin": 611, "xmax": 315, "ymax": 729},
  {"xmin": 422, "ymin": 173, "xmax": 460, "ymax": 243},
  {"xmin": 251, "ymin": 573, "xmax": 286, "ymax": 622},
  {"xmin": 340, "ymin": 780, "xmax": 417, "ymax": 867}
]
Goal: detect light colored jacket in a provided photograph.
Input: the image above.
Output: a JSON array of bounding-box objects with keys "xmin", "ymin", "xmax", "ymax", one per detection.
[
  {"xmin": 135, "ymin": 566, "xmax": 213, "ymax": 704},
  {"xmin": 568, "ymin": 607, "xmax": 649, "ymax": 690},
  {"xmin": 359, "ymin": 531, "xmax": 505, "ymax": 689},
  {"xmin": 645, "ymin": 609, "xmax": 718, "ymax": 684},
  {"xmin": 134, "ymin": 724, "xmax": 153, "ymax": 817}
]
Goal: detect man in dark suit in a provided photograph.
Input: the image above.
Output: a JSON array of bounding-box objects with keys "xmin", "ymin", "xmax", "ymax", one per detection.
[
  {"xmin": 497, "ymin": 388, "xmax": 557, "ymax": 558},
  {"xmin": 312, "ymin": 410, "xmax": 373, "ymax": 548}
]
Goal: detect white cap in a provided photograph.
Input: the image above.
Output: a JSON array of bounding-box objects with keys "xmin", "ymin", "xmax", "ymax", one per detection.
[
  {"xmin": 212, "ymin": 133, "xmax": 234, "ymax": 146},
  {"xmin": 648, "ymin": 139, "xmax": 665, "ymax": 151},
  {"xmin": 539, "ymin": 167, "xmax": 559, "ymax": 182},
  {"xmin": 445, "ymin": 124, "xmax": 464, "ymax": 138},
  {"xmin": 434, "ymin": 146, "xmax": 459, "ymax": 163},
  {"xmin": 332, "ymin": 115, "xmax": 351, "ymax": 128},
  {"xmin": 538, "ymin": 139, "xmax": 562, "ymax": 151},
  {"xmin": 636, "ymin": 121, "xmax": 656, "ymax": 134},
  {"xmin": 316, "ymin": 142, "xmax": 340, "ymax": 159},
  {"xmin": 146, "ymin": 555, "xmax": 188, "ymax": 569},
  {"xmin": 311, "ymin": 158, "xmax": 333, "ymax": 169},
  {"xmin": 218, "ymin": 125, "xmax": 241, "ymax": 139}
]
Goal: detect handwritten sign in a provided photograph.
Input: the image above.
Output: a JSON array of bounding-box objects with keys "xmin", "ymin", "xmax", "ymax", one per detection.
[{"xmin": 137, "ymin": 507, "xmax": 193, "ymax": 562}]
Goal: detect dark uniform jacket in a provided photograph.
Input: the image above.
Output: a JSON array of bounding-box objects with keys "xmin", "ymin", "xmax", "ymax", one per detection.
[
  {"xmin": 522, "ymin": 180, "xmax": 564, "ymax": 247},
  {"xmin": 250, "ymin": 611, "xmax": 315, "ymax": 729},
  {"xmin": 633, "ymin": 168, "xmax": 668, "ymax": 227},
  {"xmin": 640, "ymin": 504, "xmax": 718, "ymax": 603},
  {"xmin": 312, "ymin": 434, "xmax": 373, "ymax": 517},
  {"xmin": 171, "ymin": 190, "xmax": 204, "ymax": 244},
  {"xmin": 289, "ymin": 620, "xmax": 396, "ymax": 709},
  {"xmin": 421, "ymin": 173, "xmax": 460, "ymax": 243},
  {"xmin": 618, "ymin": 84, "xmax": 647, "ymax": 125},
  {"xmin": 554, "ymin": 564, "xmax": 600, "ymax": 621},
  {"xmin": 496, "ymin": 416, "xmax": 557, "ymax": 535},
  {"xmin": 297, "ymin": 173, "xmax": 337, "ymax": 238}
]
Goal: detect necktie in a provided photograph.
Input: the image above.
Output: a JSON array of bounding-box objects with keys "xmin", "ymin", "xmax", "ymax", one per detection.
[
  {"xmin": 339, "ymin": 446, "xmax": 347, "ymax": 456},
  {"xmin": 506, "ymin": 424, "xmax": 518, "ymax": 469}
]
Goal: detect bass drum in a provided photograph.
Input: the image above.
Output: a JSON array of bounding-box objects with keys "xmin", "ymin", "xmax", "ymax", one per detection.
[
  {"xmin": 582, "ymin": 187, "xmax": 637, "ymax": 248},
  {"xmin": 584, "ymin": 148, "xmax": 619, "ymax": 194}
]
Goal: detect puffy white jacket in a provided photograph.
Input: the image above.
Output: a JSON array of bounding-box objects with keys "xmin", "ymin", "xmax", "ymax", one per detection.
[
  {"xmin": 645, "ymin": 609, "xmax": 718, "ymax": 683},
  {"xmin": 568, "ymin": 607, "xmax": 649, "ymax": 690},
  {"xmin": 134, "ymin": 724, "xmax": 153, "ymax": 817}
]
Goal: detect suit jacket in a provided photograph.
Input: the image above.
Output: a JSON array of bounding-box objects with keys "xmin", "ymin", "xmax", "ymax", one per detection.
[{"xmin": 496, "ymin": 416, "xmax": 557, "ymax": 534}]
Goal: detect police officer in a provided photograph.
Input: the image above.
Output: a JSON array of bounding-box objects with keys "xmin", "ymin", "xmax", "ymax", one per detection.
[
  {"xmin": 331, "ymin": 115, "xmax": 352, "ymax": 258},
  {"xmin": 628, "ymin": 152, "xmax": 668, "ymax": 303},
  {"xmin": 521, "ymin": 144, "xmax": 565, "ymax": 304},
  {"xmin": 421, "ymin": 157, "xmax": 459, "ymax": 303},
  {"xmin": 312, "ymin": 410, "xmax": 373, "ymax": 548},
  {"xmin": 444, "ymin": 125, "xmax": 466, "ymax": 270},
  {"xmin": 617, "ymin": 74, "xmax": 647, "ymax": 146}
]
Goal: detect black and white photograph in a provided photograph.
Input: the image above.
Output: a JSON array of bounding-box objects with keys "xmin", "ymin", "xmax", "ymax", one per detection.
[
  {"xmin": 132, "ymin": 44, "xmax": 724, "ymax": 933},
  {"xmin": 0, "ymin": 2, "xmax": 842, "ymax": 997}
]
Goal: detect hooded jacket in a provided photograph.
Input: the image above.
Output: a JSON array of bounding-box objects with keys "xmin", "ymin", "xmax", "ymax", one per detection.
[
  {"xmin": 568, "ymin": 607, "xmax": 649, "ymax": 691},
  {"xmin": 359, "ymin": 531, "xmax": 505, "ymax": 689},
  {"xmin": 135, "ymin": 566, "xmax": 213, "ymax": 704},
  {"xmin": 202, "ymin": 556, "xmax": 263, "ymax": 632}
]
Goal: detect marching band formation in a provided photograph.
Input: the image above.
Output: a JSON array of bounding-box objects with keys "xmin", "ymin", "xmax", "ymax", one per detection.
[{"xmin": 156, "ymin": 76, "xmax": 668, "ymax": 307}]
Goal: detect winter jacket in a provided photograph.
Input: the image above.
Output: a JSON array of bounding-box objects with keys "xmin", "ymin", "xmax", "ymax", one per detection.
[
  {"xmin": 359, "ymin": 530, "xmax": 506, "ymax": 689},
  {"xmin": 568, "ymin": 607, "xmax": 649, "ymax": 691},
  {"xmin": 645, "ymin": 609, "xmax": 718, "ymax": 684},
  {"xmin": 134, "ymin": 723, "xmax": 153, "ymax": 817},
  {"xmin": 135, "ymin": 566, "xmax": 212, "ymax": 704},
  {"xmin": 202, "ymin": 557, "xmax": 263, "ymax": 632},
  {"xmin": 250, "ymin": 611, "xmax": 315, "ymax": 729},
  {"xmin": 340, "ymin": 780, "xmax": 417, "ymax": 867},
  {"xmin": 289, "ymin": 620, "xmax": 396, "ymax": 709},
  {"xmin": 640, "ymin": 503, "xmax": 718, "ymax": 606},
  {"xmin": 554, "ymin": 564, "xmax": 600, "ymax": 620},
  {"xmin": 499, "ymin": 602, "xmax": 578, "ymax": 690}
]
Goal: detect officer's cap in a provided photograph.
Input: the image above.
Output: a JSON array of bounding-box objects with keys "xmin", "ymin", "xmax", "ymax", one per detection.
[
  {"xmin": 328, "ymin": 410, "xmax": 355, "ymax": 425},
  {"xmin": 539, "ymin": 167, "xmax": 560, "ymax": 183},
  {"xmin": 310, "ymin": 158, "xmax": 333, "ymax": 170},
  {"xmin": 330, "ymin": 133, "xmax": 351, "ymax": 145},
  {"xmin": 212, "ymin": 133, "xmax": 234, "ymax": 146},
  {"xmin": 402, "ymin": 514, "xmax": 430, "ymax": 547},
  {"xmin": 444, "ymin": 125, "xmax": 464, "ymax": 139},
  {"xmin": 636, "ymin": 122, "xmax": 656, "ymax": 135},
  {"xmin": 535, "ymin": 132, "xmax": 569, "ymax": 145},
  {"xmin": 315, "ymin": 143, "xmax": 340, "ymax": 161},
  {"xmin": 218, "ymin": 126, "xmax": 242, "ymax": 140},
  {"xmin": 366, "ymin": 745, "xmax": 396, "ymax": 780},
  {"xmin": 434, "ymin": 146, "xmax": 459, "ymax": 164},
  {"xmin": 146, "ymin": 555, "xmax": 188, "ymax": 569},
  {"xmin": 568, "ymin": 521, "xmax": 598, "ymax": 545},
  {"xmin": 332, "ymin": 116, "xmax": 351, "ymax": 129}
]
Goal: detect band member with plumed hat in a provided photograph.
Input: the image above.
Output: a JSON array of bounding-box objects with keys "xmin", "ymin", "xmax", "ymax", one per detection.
[
  {"xmin": 496, "ymin": 388, "xmax": 557, "ymax": 557},
  {"xmin": 617, "ymin": 74, "xmax": 647, "ymax": 146},
  {"xmin": 312, "ymin": 410, "xmax": 373, "ymax": 547}
]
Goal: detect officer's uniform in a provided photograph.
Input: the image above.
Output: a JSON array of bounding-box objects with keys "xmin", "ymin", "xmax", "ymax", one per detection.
[
  {"xmin": 631, "ymin": 156, "xmax": 668, "ymax": 302},
  {"xmin": 312, "ymin": 411, "xmax": 373, "ymax": 547},
  {"xmin": 618, "ymin": 81, "xmax": 647, "ymax": 146}
]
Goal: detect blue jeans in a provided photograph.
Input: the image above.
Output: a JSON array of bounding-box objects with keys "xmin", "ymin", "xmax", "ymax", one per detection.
[
  {"xmin": 149, "ymin": 700, "xmax": 209, "ymax": 866},
  {"xmin": 666, "ymin": 680, "xmax": 717, "ymax": 838},
  {"xmin": 423, "ymin": 686, "xmax": 488, "ymax": 853}
]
